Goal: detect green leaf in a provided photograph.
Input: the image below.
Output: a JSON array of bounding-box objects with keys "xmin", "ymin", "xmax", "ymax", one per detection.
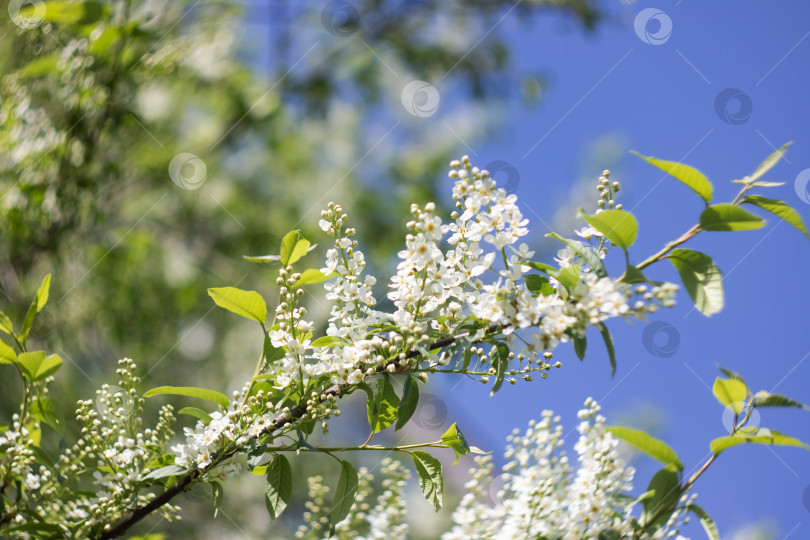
[
  {"xmin": 716, "ymin": 365, "xmax": 746, "ymax": 385},
  {"xmin": 177, "ymin": 407, "xmax": 214, "ymax": 424},
  {"xmin": 668, "ymin": 249, "xmax": 724, "ymax": 316},
  {"xmin": 597, "ymin": 323, "xmax": 616, "ymax": 376},
  {"xmin": 211, "ymin": 481, "xmax": 224, "ymax": 518},
  {"xmin": 699, "ymin": 204, "xmax": 766, "ymax": 232},
  {"xmin": 295, "ymin": 268, "xmax": 336, "ymax": 286},
  {"xmin": 555, "ymin": 265, "xmax": 581, "ymax": 292},
  {"xmin": 330, "ymin": 460, "xmax": 359, "ymax": 534},
  {"xmin": 441, "ymin": 423, "xmax": 471, "ymax": 465},
  {"xmin": 686, "ymin": 503, "xmax": 720, "ymax": 540},
  {"xmin": 641, "ymin": 467, "xmax": 681, "ymax": 529},
  {"xmin": 546, "ymin": 233, "xmax": 608, "ymax": 277},
  {"xmin": 572, "ymin": 334, "xmax": 586, "ymax": 361},
  {"xmin": 143, "ymin": 464, "xmax": 187, "ymax": 480},
  {"xmin": 17, "ymin": 352, "xmax": 62, "ymax": 381},
  {"xmin": 748, "ymin": 142, "xmax": 791, "ymax": 183},
  {"xmin": 207, "ymin": 287, "xmax": 267, "ymax": 324},
  {"xmin": 0, "ymin": 312, "xmax": 13, "ymax": 336},
  {"xmin": 578, "ymin": 209, "xmax": 638, "ymax": 251},
  {"xmin": 29, "ymin": 398, "xmax": 64, "ymax": 436},
  {"xmin": 0, "ymin": 340, "xmax": 17, "ymax": 364},
  {"xmin": 367, "ymin": 377, "xmax": 400, "ymax": 433},
  {"xmin": 412, "ymin": 450, "xmax": 443, "ymax": 510},
  {"xmin": 280, "ymin": 230, "xmax": 311, "ymax": 266},
  {"xmin": 620, "ymin": 264, "xmax": 648, "ymax": 284},
  {"xmin": 741, "ymin": 195, "xmax": 809, "ymax": 239},
  {"xmin": 712, "ymin": 378, "xmax": 748, "ymax": 413},
  {"xmin": 632, "ymin": 151, "xmax": 713, "ymax": 203},
  {"xmin": 19, "ymin": 274, "xmax": 51, "ymax": 343},
  {"xmin": 311, "ymin": 336, "xmax": 351, "ymax": 348},
  {"xmin": 265, "ymin": 455, "xmax": 293, "ymax": 521},
  {"xmin": 710, "ymin": 430, "xmax": 810, "ymax": 454},
  {"xmin": 395, "ymin": 376, "xmax": 419, "ymax": 431},
  {"xmin": 524, "ymin": 274, "xmax": 554, "ymax": 296},
  {"xmin": 144, "ymin": 386, "xmax": 230, "ymax": 409},
  {"xmin": 606, "ymin": 426, "xmax": 683, "ymax": 471},
  {"xmin": 263, "ymin": 335, "xmax": 286, "ymax": 363},
  {"xmin": 751, "ymin": 391, "xmax": 809, "ymax": 410},
  {"xmin": 490, "ymin": 343, "xmax": 510, "ymax": 395}
]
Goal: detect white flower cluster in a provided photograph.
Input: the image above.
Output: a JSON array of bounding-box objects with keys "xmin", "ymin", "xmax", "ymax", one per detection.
[
  {"xmin": 296, "ymin": 458, "xmax": 410, "ymax": 540},
  {"xmin": 267, "ymin": 156, "xmax": 678, "ymax": 398},
  {"xmin": 170, "ymin": 397, "xmax": 278, "ymax": 471},
  {"xmin": 441, "ymin": 399, "xmax": 689, "ymax": 540}
]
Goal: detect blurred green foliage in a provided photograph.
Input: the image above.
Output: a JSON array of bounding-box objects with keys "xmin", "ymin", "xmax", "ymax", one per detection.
[{"xmin": 0, "ymin": 0, "xmax": 598, "ymax": 535}]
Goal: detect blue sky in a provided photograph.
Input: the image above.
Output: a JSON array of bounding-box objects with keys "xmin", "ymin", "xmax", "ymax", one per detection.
[
  {"xmin": 246, "ymin": 1, "xmax": 810, "ymax": 536},
  {"xmin": 433, "ymin": 2, "xmax": 810, "ymax": 537}
]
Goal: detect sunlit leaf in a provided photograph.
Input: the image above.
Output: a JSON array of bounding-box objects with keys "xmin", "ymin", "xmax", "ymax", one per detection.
[
  {"xmin": 712, "ymin": 377, "xmax": 748, "ymax": 413},
  {"xmin": 280, "ymin": 230, "xmax": 311, "ymax": 266},
  {"xmin": 208, "ymin": 287, "xmax": 267, "ymax": 323},
  {"xmin": 632, "ymin": 151, "xmax": 713, "ymax": 203},
  {"xmin": 607, "ymin": 426, "xmax": 683, "ymax": 470},
  {"xmin": 710, "ymin": 430, "xmax": 810, "ymax": 454},
  {"xmin": 742, "ymin": 195, "xmax": 809, "ymax": 239},
  {"xmin": 668, "ymin": 249, "xmax": 724, "ymax": 316},
  {"xmin": 578, "ymin": 209, "xmax": 638, "ymax": 251},
  {"xmin": 144, "ymin": 386, "xmax": 229, "ymax": 408},
  {"xmin": 17, "ymin": 352, "xmax": 62, "ymax": 381},
  {"xmin": 441, "ymin": 423, "xmax": 471, "ymax": 465},
  {"xmin": 699, "ymin": 204, "xmax": 766, "ymax": 232}
]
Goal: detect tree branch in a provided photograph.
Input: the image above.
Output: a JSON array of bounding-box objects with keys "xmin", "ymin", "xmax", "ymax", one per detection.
[{"xmin": 96, "ymin": 323, "xmax": 502, "ymax": 538}]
